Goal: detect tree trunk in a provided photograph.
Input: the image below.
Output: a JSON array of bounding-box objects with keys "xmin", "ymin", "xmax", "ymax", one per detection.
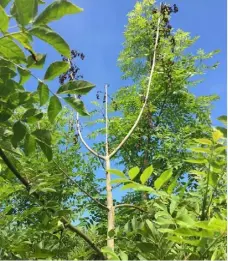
[{"xmin": 105, "ymin": 156, "xmax": 115, "ymax": 249}]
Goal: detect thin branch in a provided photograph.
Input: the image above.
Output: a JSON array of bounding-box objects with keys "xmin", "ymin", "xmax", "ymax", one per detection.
[
  {"xmin": 105, "ymin": 84, "xmax": 109, "ymax": 157},
  {"xmin": 109, "ymin": 15, "xmax": 161, "ymax": 159},
  {"xmin": 0, "ymin": 147, "xmax": 105, "ymax": 259},
  {"xmin": 53, "ymin": 161, "xmax": 108, "ymax": 211},
  {"xmin": 115, "ymin": 204, "xmax": 147, "ymax": 213},
  {"xmin": 76, "ymin": 113, "xmax": 105, "ymax": 160}
]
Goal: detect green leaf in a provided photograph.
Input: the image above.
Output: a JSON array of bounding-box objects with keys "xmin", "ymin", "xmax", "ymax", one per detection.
[
  {"xmin": 0, "ymin": 66, "xmax": 16, "ymax": 80},
  {"xmin": 29, "ymin": 26, "xmax": 71, "ymax": 57},
  {"xmin": 10, "ymin": 32, "xmax": 33, "ymax": 51},
  {"xmin": 32, "ymin": 129, "xmax": 51, "ymax": 146},
  {"xmin": 217, "ymin": 115, "xmax": 227, "ymax": 126},
  {"xmin": 44, "ymin": 61, "xmax": 69, "ymax": 81},
  {"xmin": 194, "ymin": 138, "xmax": 212, "ymax": 145},
  {"xmin": 57, "ymin": 80, "xmax": 95, "ymax": 95},
  {"xmin": 14, "ymin": 0, "xmax": 38, "ymax": 26},
  {"xmin": 0, "ymin": 38, "xmax": 26, "ymax": 63},
  {"xmin": 37, "ymin": 82, "xmax": 49, "ymax": 106},
  {"xmin": 212, "ymin": 129, "xmax": 223, "ymax": 142},
  {"xmin": 128, "ymin": 166, "xmax": 140, "ymax": 180},
  {"xmin": 0, "ymin": 109, "xmax": 12, "ymax": 122},
  {"xmin": 140, "ymin": 165, "xmax": 153, "ymax": 184},
  {"xmin": 119, "ymin": 251, "xmax": 128, "ymax": 261},
  {"xmin": 189, "ymin": 170, "xmax": 206, "ymax": 176},
  {"xmin": 34, "ymin": 0, "xmax": 83, "ymax": 25},
  {"xmin": 0, "ymin": 0, "xmax": 11, "ymax": 8},
  {"xmin": 167, "ymin": 236, "xmax": 200, "ymax": 246},
  {"xmin": 176, "ymin": 214, "xmax": 195, "ymax": 227},
  {"xmin": 24, "ymin": 134, "xmax": 36, "ymax": 156},
  {"xmin": 27, "ymin": 53, "xmax": 46, "ymax": 68},
  {"xmin": 136, "ymin": 242, "xmax": 154, "ymax": 253},
  {"xmin": 17, "ymin": 67, "xmax": 31, "ymax": 84},
  {"xmin": 209, "ymin": 172, "xmax": 218, "ymax": 187},
  {"xmin": 12, "ymin": 120, "xmax": 27, "ymax": 143},
  {"xmin": 64, "ymin": 96, "xmax": 89, "ymax": 116},
  {"xmin": 216, "ymin": 126, "xmax": 227, "ymax": 138},
  {"xmin": 167, "ymin": 177, "xmax": 178, "ymax": 194},
  {"xmin": 101, "ymin": 247, "xmax": 120, "ymax": 260},
  {"xmin": 189, "ymin": 147, "xmax": 210, "ymax": 154},
  {"xmin": 48, "ymin": 95, "xmax": 62, "ymax": 123},
  {"xmin": 154, "ymin": 169, "xmax": 173, "ymax": 190},
  {"xmin": 185, "ymin": 158, "xmax": 207, "ymax": 164},
  {"xmin": 39, "ymin": 187, "xmax": 56, "ymax": 193},
  {"xmin": 22, "ymin": 108, "xmax": 43, "ymax": 123},
  {"xmin": 108, "ymin": 169, "xmax": 125, "ymax": 178},
  {"xmin": 32, "ymin": 129, "xmax": 52, "ymax": 161},
  {"xmin": 110, "ymin": 178, "xmax": 128, "ymax": 184},
  {"xmin": 121, "ymin": 183, "xmax": 138, "ymax": 190},
  {"xmin": 0, "ymin": 5, "xmax": 9, "ymax": 32}
]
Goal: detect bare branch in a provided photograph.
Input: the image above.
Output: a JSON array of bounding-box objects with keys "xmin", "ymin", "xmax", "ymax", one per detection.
[
  {"xmin": 53, "ymin": 161, "xmax": 108, "ymax": 211},
  {"xmin": 115, "ymin": 204, "xmax": 147, "ymax": 213},
  {"xmin": 0, "ymin": 147, "xmax": 105, "ymax": 259},
  {"xmin": 109, "ymin": 15, "xmax": 162, "ymax": 159},
  {"xmin": 76, "ymin": 113, "xmax": 105, "ymax": 160}
]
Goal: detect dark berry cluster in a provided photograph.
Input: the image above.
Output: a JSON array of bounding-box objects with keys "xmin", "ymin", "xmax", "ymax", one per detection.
[
  {"xmin": 160, "ymin": 3, "xmax": 179, "ymax": 38},
  {"xmin": 59, "ymin": 49, "xmax": 85, "ymax": 85}
]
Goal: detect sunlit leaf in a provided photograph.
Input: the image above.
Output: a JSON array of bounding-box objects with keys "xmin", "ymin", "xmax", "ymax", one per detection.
[
  {"xmin": 140, "ymin": 165, "xmax": 153, "ymax": 184},
  {"xmin": 154, "ymin": 169, "xmax": 173, "ymax": 190},
  {"xmin": 34, "ymin": 0, "xmax": 83, "ymax": 25}
]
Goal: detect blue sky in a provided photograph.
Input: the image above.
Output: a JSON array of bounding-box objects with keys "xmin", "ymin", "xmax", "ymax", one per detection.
[
  {"xmin": 20, "ymin": 0, "xmax": 227, "ymax": 202},
  {"xmin": 40, "ymin": 0, "xmax": 226, "ymax": 127}
]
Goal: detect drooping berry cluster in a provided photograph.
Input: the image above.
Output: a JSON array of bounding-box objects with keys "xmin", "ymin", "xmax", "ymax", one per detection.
[
  {"xmin": 160, "ymin": 3, "xmax": 178, "ymax": 39},
  {"xmin": 59, "ymin": 49, "xmax": 85, "ymax": 85}
]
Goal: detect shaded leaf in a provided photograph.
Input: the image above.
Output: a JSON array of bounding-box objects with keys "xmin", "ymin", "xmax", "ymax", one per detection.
[
  {"xmin": 48, "ymin": 95, "xmax": 62, "ymax": 123},
  {"xmin": 57, "ymin": 80, "xmax": 95, "ymax": 95},
  {"xmin": 44, "ymin": 61, "xmax": 69, "ymax": 80},
  {"xmin": 18, "ymin": 67, "xmax": 31, "ymax": 84},
  {"xmin": 24, "ymin": 134, "xmax": 36, "ymax": 156},
  {"xmin": 0, "ymin": 37, "xmax": 26, "ymax": 63},
  {"xmin": 64, "ymin": 96, "xmax": 89, "ymax": 116},
  {"xmin": 37, "ymin": 82, "xmax": 49, "ymax": 106}
]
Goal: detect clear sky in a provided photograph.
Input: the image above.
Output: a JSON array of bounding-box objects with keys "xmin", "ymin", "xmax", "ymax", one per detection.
[{"xmin": 27, "ymin": 0, "xmax": 227, "ymax": 202}]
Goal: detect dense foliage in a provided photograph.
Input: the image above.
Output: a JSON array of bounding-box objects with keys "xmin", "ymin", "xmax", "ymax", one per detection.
[{"xmin": 0, "ymin": 0, "xmax": 226, "ymax": 260}]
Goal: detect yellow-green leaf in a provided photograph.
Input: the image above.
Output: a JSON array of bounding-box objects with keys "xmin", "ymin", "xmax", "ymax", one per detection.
[
  {"xmin": 140, "ymin": 165, "xmax": 153, "ymax": 184},
  {"xmin": 0, "ymin": 5, "xmax": 9, "ymax": 32},
  {"xmin": 154, "ymin": 169, "xmax": 173, "ymax": 190}
]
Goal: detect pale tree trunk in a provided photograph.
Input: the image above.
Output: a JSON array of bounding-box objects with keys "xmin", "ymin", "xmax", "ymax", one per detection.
[{"xmin": 104, "ymin": 84, "xmax": 115, "ymax": 250}]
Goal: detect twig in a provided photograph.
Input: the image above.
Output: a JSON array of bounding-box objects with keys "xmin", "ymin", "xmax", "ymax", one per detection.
[
  {"xmin": 109, "ymin": 14, "xmax": 161, "ymax": 159},
  {"xmin": 115, "ymin": 204, "xmax": 147, "ymax": 213},
  {"xmin": 0, "ymin": 147, "xmax": 105, "ymax": 259},
  {"xmin": 53, "ymin": 161, "xmax": 108, "ymax": 211},
  {"xmin": 76, "ymin": 113, "xmax": 105, "ymax": 160}
]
